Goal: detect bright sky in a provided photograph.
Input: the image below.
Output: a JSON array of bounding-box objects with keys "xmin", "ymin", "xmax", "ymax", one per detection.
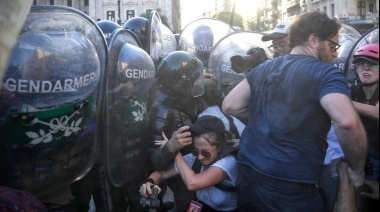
[
  {"xmin": 235, "ymin": 0, "xmax": 258, "ymax": 19},
  {"xmin": 181, "ymin": 0, "xmax": 258, "ymax": 30}
]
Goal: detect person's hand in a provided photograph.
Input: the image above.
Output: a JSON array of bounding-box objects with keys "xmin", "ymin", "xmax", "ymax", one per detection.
[
  {"xmin": 166, "ymin": 126, "xmax": 192, "ymax": 153},
  {"xmin": 361, "ymin": 180, "xmax": 379, "ymax": 200},
  {"xmin": 155, "ymin": 131, "xmax": 169, "ymax": 149},
  {"xmin": 202, "ymin": 71, "xmax": 212, "ymax": 79},
  {"xmin": 139, "ymin": 182, "xmax": 161, "ymax": 199}
]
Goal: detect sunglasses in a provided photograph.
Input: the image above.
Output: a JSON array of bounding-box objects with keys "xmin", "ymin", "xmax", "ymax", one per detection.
[
  {"xmin": 192, "ymin": 148, "xmax": 217, "ymax": 158},
  {"xmin": 355, "ymin": 61, "xmax": 379, "ymax": 69},
  {"xmin": 327, "ymin": 39, "xmax": 341, "ymax": 52}
]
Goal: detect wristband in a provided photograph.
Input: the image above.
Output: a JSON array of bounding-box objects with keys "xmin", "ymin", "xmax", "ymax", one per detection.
[{"xmin": 146, "ymin": 178, "xmax": 155, "ymax": 184}]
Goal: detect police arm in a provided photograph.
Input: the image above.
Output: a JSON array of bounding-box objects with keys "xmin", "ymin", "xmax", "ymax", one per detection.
[
  {"xmin": 174, "ymin": 152, "xmax": 227, "ymax": 191},
  {"xmin": 222, "ymin": 78, "xmax": 251, "ymax": 124},
  {"xmin": 352, "ymin": 101, "xmax": 379, "ymax": 121},
  {"xmin": 320, "ymin": 93, "xmax": 367, "ymax": 188},
  {"xmin": 151, "ymin": 126, "xmax": 192, "ymax": 170}
]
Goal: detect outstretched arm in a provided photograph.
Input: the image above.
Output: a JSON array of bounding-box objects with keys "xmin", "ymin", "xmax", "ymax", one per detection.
[
  {"xmin": 321, "ymin": 93, "xmax": 367, "ymax": 188},
  {"xmin": 352, "ymin": 101, "xmax": 379, "ymax": 121}
]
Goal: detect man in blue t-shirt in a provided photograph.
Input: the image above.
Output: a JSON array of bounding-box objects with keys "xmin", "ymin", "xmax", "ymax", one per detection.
[{"xmin": 222, "ymin": 11, "xmax": 367, "ymax": 211}]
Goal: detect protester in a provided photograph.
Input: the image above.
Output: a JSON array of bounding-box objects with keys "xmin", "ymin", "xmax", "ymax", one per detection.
[
  {"xmin": 320, "ymin": 44, "xmax": 379, "ymax": 211},
  {"xmin": 262, "ymin": 21, "xmax": 292, "ymax": 58},
  {"xmin": 351, "ymin": 44, "xmax": 379, "ymax": 182},
  {"xmin": 141, "ymin": 116, "xmax": 238, "ymax": 211},
  {"xmin": 222, "ymin": 11, "xmax": 367, "ymax": 211},
  {"xmin": 151, "ymin": 77, "xmax": 245, "ymax": 211}
]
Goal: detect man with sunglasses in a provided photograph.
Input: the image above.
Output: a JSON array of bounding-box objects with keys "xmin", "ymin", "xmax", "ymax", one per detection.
[
  {"xmin": 223, "ymin": 11, "xmax": 367, "ymax": 211},
  {"xmin": 262, "ymin": 21, "xmax": 292, "ymax": 58}
]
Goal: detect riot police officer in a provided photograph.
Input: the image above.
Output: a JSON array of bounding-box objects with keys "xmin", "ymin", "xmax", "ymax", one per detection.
[{"xmin": 148, "ymin": 51, "xmax": 204, "ymax": 212}]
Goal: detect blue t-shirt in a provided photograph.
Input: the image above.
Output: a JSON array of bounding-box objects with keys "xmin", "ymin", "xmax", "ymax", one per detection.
[{"xmin": 239, "ymin": 54, "xmax": 350, "ymax": 184}]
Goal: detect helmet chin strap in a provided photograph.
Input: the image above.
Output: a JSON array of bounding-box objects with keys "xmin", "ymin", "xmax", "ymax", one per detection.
[
  {"xmin": 361, "ymin": 81, "xmax": 379, "ymax": 87},
  {"xmin": 360, "ymin": 77, "xmax": 379, "ymax": 87}
]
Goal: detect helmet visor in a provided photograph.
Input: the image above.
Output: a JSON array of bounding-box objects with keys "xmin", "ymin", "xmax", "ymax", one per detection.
[{"xmin": 192, "ymin": 73, "xmax": 205, "ymax": 97}]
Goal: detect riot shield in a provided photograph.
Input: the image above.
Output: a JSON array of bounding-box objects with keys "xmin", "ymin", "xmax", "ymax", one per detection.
[
  {"xmin": 178, "ymin": 18, "xmax": 235, "ymax": 68},
  {"xmin": 148, "ymin": 11, "xmax": 177, "ymax": 67},
  {"xmin": 0, "ymin": 5, "xmax": 107, "ymax": 197},
  {"xmin": 105, "ymin": 29, "xmax": 155, "ymax": 187},
  {"xmin": 330, "ymin": 23, "xmax": 362, "ymax": 72},
  {"xmin": 344, "ymin": 26, "xmax": 379, "ymax": 82},
  {"xmin": 208, "ymin": 31, "xmax": 272, "ymax": 95}
]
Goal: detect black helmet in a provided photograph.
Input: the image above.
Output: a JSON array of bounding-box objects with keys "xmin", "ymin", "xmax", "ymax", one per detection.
[
  {"xmin": 96, "ymin": 20, "xmax": 121, "ymax": 41},
  {"xmin": 157, "ymin": 51, "xmax": 205, "ymax": 97},
  {"xmin": 123, "ymin": 17, "xmax": 149, "ymax": 49}
]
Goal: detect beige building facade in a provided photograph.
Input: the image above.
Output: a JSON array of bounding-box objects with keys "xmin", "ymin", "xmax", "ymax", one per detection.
[
  {"xmin": 32, "ymin": 0, "xmax": 180, "ymax": 33},
  {"xmin": 258, "ymin": 0, "xmax": 378, "ymax": 32},
  {"xmin": 32, "ymin": 0, "xmax": 379, "ymax": 33}
]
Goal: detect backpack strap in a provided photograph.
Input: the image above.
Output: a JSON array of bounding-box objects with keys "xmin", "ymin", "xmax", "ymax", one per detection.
[
  {"xmin": 221, "ymin": 112, "xmax": 240, "ymax": 139},
  {"xmin": 368, "ymin": 85, "xmax": 379, "ymax": 106}
]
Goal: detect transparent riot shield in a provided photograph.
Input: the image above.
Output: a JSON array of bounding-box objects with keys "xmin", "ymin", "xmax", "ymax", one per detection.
[
  {"xmin": 344, "ymin": 26, "xmax": 379, "ymax": 82},
  {"xmin": 208, "ymin": 31, "xmax": 272, "ymax": 95},
  {"xmin": 149, "ymin": 11, "xmax": 177, "ymax": 67},
  {"xmin": 178, "ymin": 18, "xmax": 235, "ymax": 68},
  {"xmin": 0, "ymin": 5, "xmax": 107, "ymax": 197},
  {"xmin": 105, "ymin": 29, "xmax": 155, "ymax": 187},
  {"xmin": 329, "ymin": 24, "xmax": 362, "ymax": 73}
]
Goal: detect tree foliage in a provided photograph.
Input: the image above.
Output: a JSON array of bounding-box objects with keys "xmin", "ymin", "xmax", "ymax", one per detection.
[{"xmin": 212, "ymin": 11, "xmax": 244, "ymax": 29}]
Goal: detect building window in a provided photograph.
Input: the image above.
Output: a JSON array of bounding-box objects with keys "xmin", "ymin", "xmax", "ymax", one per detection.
[
  {"xmin": 67, "ymin": 0, "xmax": 72, "ymax": 6},
  {"xmin": 357, "ymin": 1, "xmax": 366, "ymax": 17},
  {"xmin": 126, "ymin": 10, "xmax": 135, "ymax": 20},
  {"xmin": 146, "ymin": 9, "xmax": 152, "ymax": 17},
  {"xmin": 323, "ymin": 6, "xmax": 327, "ymax": 13},
  {"xmin": 331, "ymin": 4, "xmax": 334, "ymax": 17},
  {"xmin": 33, "ymin": 0, "xmax": 37, "ymax": 5},
  {"xmin": 107, "ymin": 11, "xmax": 115, "ymax": 22},
  {"xmin": 84, "ymin": 0, "xmax": 89, "ymax": 6},
  {"xmin": 50, "ymin": 0, "xmax": 54, "ymax": 5},
  {"xmin": 369, "ymin": 3, "xmax": 374, "ymax": 13}
]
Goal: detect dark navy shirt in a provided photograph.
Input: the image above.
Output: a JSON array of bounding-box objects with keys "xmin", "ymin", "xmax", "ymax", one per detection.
[{"xmin": 239, "ymin": 54, "xmax": 351, "ymax": 184}]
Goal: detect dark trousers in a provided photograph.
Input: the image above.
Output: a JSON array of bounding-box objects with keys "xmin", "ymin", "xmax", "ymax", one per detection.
[{"xmin": 237, "ymin": 164, "xmax": 326, "ymax": 212}]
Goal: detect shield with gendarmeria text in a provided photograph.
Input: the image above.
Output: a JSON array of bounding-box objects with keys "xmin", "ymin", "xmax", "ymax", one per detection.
[{"xmin": 0, "ymin": 5, "xmax": 107, "ymax": 197}]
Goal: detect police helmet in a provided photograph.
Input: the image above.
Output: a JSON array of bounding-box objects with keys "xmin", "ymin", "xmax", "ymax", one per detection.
[
  {"xmin": 156, "ymin": 51, "xmax": 205, "ymax": 97},
  {"xmin": 123, "ymin": 17, "xmax": 149, "ymax": 49},
  {"xmin": 97, "ymin": 20, "xmax": 121, "ymax": 41}
]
